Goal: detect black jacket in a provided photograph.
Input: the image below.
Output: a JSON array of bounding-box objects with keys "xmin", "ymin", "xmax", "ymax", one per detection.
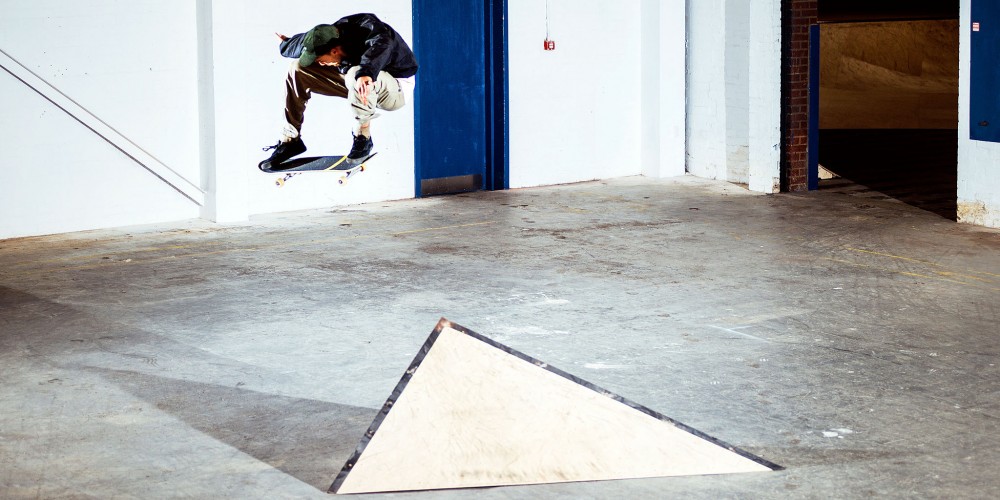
[{"xmin": 280, "ymin": 13, "xmax": 418, "ymax": 80}]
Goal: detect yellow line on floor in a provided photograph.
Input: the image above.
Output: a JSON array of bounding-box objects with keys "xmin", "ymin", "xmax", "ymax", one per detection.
[
  {"xmin": 846, "ymin": 247, "xmax": 942, "ymax": 266},
  {"xmin": 845, "ymin": 247, "xmax": 999, "ymax": 281},
  {"xmin": 823, "ymin": 257, "xmax": 1000, "ymax": 292}
]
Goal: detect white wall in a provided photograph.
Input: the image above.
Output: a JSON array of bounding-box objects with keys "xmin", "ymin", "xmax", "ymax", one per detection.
[
  {"xmin": 0, "ymin": 0, "xmax": 414, "ymax": 239},
  {"xmin": 0, "ymin": 0, "xmax": 202, "ymax": 239},
  {"xmin": 29, "ymin": 1, "xmax": 987, "ymax": 236},
  {"xmin": 958, "ymin": 0, "xmax": 1000, "ymax": 228},
  {"xmin": 507, "ymin": 0, "xmax": 643, "ymax": 188},
  {"xmin": 746, "ymin": 0, "xmax": 782, "ymax": 194},
  {"xmin": 2, "ymin": 0, "xmax": 667, "ymax": 239},
  {"xmin": 685, "ymin": 0, "xmax": 728, "ymax": 181},
  {"xmin": 725, "ymin": 0, "xmax": 751, "ymax": 185},
  {"xmin": 686, "ymin": 0, "xmax": 782, "ymax": 193},
  {"xmin": 207, "ymin": 0, "xmax": 415, "ymax": 220},
  {"xmin": 640, "ymin": 0, "xmax": 687, "ymax": 179}
]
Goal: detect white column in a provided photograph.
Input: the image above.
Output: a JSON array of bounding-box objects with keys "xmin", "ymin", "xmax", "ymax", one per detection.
[
  {"xmin": 641, "ymin": 0, "xmax": 686, "ymax": 178},
  {"xmin": 957, "ymin": 0, "xmax": 1000, "ymax": 227},
  {"xmin": 198, "ymin": 0, "xmax": 250, "ymax": 223},
  {"xmin": 747, "ymin": 0, "xmax": 782, "ymax": 193},
  {"xmin": 725, "ymin": 0, "xmax": 751, "ymax": 184},
  {"xmin": 686, "ymin": 0, "xmax": 728, "ymax": 180}
]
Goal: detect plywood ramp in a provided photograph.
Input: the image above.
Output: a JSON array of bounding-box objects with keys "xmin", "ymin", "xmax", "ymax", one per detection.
[{"xmin": 330, "ymin": 319, "xmax": 780, "ymax": 494}]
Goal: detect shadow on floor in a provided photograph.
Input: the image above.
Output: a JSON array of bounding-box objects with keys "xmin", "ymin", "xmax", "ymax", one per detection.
[
  {"xmin": 94, "ymin": 368, "xmax": 378, "ymax": 492},
  {"xmin": 818, "ymin": 129, "xmax": 958, "ymax": 220}
]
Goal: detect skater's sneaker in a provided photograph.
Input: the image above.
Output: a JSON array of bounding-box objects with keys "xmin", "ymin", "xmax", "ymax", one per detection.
[
  {"xmin": 259, "ymin": 137, "xmax": 306, "ymax": 170},
  {"xmin": 348, "ymin": 134, "xmax": 373, "ymax": 162}
]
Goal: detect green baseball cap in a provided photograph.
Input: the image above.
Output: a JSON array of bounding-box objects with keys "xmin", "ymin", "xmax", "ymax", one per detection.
[{"xmin": 299, "ymin": 24, "xmax": 341, "ymax": 67}]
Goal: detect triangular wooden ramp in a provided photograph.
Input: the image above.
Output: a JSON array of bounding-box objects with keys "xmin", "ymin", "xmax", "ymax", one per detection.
[{"xmin": 330, "ymin": 319, "xmax": 780, "ymax": 494}]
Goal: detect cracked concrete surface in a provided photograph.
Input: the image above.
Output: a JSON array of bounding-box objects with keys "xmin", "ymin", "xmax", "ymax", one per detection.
[{"xmin": 1, "ymin": 176, "xmax": 998, "ymax": 498}]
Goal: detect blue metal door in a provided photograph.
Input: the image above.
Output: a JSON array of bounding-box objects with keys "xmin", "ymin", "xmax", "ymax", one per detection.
[
  {"xmin": 412, "ymin": 0, "xmax": 508, "ymax": 196},
  {"xmin": 971, "ymin": 0, "xmax": 1000, "ymax": 143}
]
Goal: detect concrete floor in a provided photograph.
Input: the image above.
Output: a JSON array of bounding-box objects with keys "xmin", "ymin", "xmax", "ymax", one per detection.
[{"xmin": 1, "ymin": 176, "xmax": 999, "ymax": 499}]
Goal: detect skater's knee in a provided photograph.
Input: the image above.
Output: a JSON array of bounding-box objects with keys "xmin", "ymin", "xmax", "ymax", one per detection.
[
  {"xmin": 344, "ymin": 66, "xmax": 361, "ymax": 89},
  {"xmin": 286, "ymin": 61, "xmax": 303, "ymax": 90}
]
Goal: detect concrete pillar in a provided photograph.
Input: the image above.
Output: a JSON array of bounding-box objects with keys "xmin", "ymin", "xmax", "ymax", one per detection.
[
  {"xmin": 958, "ymin": 0, "xmax": 1000, "ymax": 227},
  {"xmin": 197, "ymin": 0, "xmax": 250, "ymax": 223},
  {"xmin": 726, "ymin": 0, "xmax": 752, "ymax": 185},
  {"xmin": 747, "ymin": 0, "xmax": 782, "ymax": 194},
  {"xmin": 686, "ymin": 0, "xmax": 729, "ymax": 181},
  {"xmin": 641, "ymin": 0, "xmax": 687, "ymax": 179}
]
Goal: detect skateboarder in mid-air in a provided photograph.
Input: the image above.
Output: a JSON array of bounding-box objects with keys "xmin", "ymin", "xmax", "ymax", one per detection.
[{"xmin": 260, "ymin": 13, "xmax": 418, "ymax": 168}]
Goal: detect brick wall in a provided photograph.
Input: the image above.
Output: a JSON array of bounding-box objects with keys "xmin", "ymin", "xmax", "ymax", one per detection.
[{"xmin": 781, "ymin": 0, "xmax": 817, "ymax": 191}]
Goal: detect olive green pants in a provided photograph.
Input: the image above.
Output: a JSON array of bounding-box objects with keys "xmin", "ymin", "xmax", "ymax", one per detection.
[{"xmin": 284, "ymin": 61, "xmax": 406, "ymax": 137}]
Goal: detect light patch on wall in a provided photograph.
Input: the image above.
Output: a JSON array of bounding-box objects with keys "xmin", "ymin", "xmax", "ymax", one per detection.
[{"xmin": 957, "ymin": 200, "xmax": 1000, "ymax": 227}]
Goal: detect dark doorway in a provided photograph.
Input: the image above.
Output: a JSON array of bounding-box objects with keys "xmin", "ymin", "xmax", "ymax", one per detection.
[
  {"xmin": 818, "ymin": 1, "xmax": 958, "ymax": 23},
  {"xmin": 813, "ymin": 2, "xmax": 960, "ymax": 220},
  {"xmin": 412, "ymin": 0, "xmax": 508, "ymax": 197}
]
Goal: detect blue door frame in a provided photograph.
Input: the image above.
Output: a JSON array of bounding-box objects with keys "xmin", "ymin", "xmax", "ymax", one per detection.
[
  {"xmin": 807, "ymin": 24, "xmax": 820, "ymax": 190},
  {"xmin": 485, "ymin": 0, "xmax": 510, "ymax": 191},
  {"xmin": 412, "ymin": 0, "xmax": 509, "ymax": 197}
]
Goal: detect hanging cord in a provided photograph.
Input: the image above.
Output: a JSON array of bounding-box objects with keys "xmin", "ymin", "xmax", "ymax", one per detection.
[{"xmin": 545, "ymin": 0, "xmax": 550, "ymax": 40}]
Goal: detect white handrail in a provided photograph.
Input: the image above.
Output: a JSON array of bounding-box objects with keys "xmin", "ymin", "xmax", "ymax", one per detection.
[{"xmin": 0, "ymin": 48, "xmax": 205, "ymax": 206}]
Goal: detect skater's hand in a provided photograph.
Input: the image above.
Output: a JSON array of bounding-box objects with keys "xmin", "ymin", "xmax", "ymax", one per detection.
[
  {"xmin": 355, "ymin": 76, "xmax": 373, "ymax": 106},
  {"xmin": 275, "ymin": 32, "xmax": 289, "ymax": 41}
]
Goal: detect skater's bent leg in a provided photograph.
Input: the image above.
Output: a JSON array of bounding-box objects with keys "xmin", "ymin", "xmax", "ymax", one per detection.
[
  {"xmin": 345, "ymin": 66, "xmax": 376, "ymax": 129},
  {"xmin": 284, "ymin": 61, "xmax": 349, "ymax": 136},
  {"xmin": 374, "ymin": 71, "xmax": 405, "ymax": 112},
  {"xmin": 345, "ymin": 67, "xmax": 406, "ymax": 135}
]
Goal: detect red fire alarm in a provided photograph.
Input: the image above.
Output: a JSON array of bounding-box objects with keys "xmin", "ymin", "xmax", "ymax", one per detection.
[{"xmin": 544, "ymin": 39, "xmax": 556, "ymax": 51}]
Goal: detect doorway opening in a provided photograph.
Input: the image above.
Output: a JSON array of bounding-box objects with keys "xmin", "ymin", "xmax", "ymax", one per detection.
[
  {"xmin": 813, "ymin": 1, "xmax": 960, "ymax": 219},
  {"xmin": 412, "ymin": 0, "xmax": 508, "ymax": 197}
]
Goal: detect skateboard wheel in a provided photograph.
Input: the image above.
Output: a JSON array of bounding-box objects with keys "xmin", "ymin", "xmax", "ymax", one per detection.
[{"xmin": 360, "ymin": 165, "xmax": 366, "ymax": 172}]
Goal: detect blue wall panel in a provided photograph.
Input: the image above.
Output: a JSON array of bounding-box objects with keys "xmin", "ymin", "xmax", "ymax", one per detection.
[
  {"xmin": 412, "ymin": 0, "xmax": 487, "ymax": 194},
  {"xmin": 970, "ymin": 1, "xmax": 1000, "ymax": 143}
]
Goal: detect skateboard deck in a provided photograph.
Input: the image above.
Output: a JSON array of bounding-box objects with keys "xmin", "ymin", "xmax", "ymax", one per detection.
[{"xmin": 259, "ymin": 153, "xmax": 377, "ymax": 187}]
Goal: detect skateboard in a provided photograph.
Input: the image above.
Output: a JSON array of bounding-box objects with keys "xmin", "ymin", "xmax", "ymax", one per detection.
[{"xmin": 259, "ymin": 153, "xmax": 378, "ymax": 187}]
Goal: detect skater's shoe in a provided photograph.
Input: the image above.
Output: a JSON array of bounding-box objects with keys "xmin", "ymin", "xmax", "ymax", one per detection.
[
  {"xmin": 348, "ymin": 134, "xmax": 373, "ymax": 162},
  {"xmin": 259, "ymin": 137, "xmax": 306, "ymax": 170}
]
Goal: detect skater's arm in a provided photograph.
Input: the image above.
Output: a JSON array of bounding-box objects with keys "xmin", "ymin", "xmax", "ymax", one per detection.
[
  {"xmin": 355, "ymin": 17, "xmax": 395, "ymax": 81},
  {"xmin": 358, "ymin": 35, "xmax": 392, "ymax": 80},
  {"xmin": 278, "ymin": 32, "xmax": 306, "ymax": 58}
]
